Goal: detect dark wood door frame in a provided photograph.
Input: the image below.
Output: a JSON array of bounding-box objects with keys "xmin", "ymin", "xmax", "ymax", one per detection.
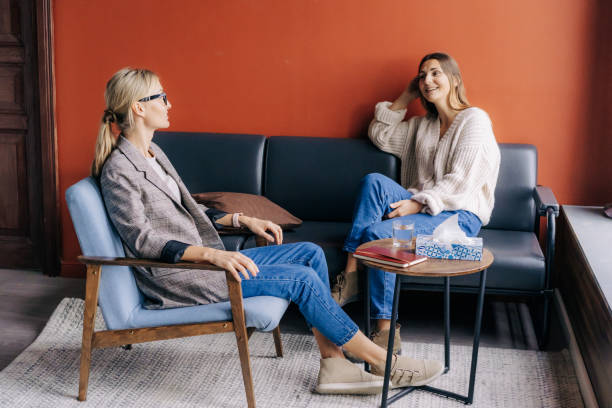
[{"xmin": 36, "ymin": 0, "xmax": 59, "ymax": 276}]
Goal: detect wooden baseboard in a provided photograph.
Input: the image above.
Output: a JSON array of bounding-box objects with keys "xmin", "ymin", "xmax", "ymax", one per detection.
[{"xmin": 554, "ymin": 290, "xmax": 598, "ymax": 408}]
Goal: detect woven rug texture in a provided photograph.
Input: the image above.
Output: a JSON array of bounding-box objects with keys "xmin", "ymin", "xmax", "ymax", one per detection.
[{"xmin": 0, "ymin": 298, "xmax": 583, "ymax": 408}]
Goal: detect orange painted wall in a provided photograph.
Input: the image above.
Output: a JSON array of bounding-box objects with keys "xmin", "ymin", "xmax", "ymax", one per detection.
[{"xmin": 54, "ymin": 0, "xmax": 601, "ymax": 276}]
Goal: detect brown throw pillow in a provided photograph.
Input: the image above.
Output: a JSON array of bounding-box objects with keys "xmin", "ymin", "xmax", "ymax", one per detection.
[{"xmin": 192, "ymin": 192, "xmax": 302, "ymax": 232}]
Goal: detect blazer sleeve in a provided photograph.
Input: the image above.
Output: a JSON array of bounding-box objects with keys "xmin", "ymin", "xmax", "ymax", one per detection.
[{"xmin": 101, "ymin": 166, "xmax": 174, "ymax": 260}]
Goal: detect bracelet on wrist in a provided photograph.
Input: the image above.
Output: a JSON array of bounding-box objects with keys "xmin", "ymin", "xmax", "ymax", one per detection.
[{"xmin": 232, "ymin": 212, "xmax": 244, "ymax": 228}]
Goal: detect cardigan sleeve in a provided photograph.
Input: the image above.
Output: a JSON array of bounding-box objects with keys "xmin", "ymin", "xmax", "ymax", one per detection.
[
  {"xmin": 410, "ymin": 112, "xmax": 500, "ymax": 218},
  {"xmin": 368, "ymin": 101, "xmax": 415, "ymax": 158}
]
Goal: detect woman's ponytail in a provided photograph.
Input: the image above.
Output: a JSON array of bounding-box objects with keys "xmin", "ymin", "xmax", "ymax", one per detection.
[{"xmin": 90, "ymin": 111, "xmax": 117, "ymax": 177}]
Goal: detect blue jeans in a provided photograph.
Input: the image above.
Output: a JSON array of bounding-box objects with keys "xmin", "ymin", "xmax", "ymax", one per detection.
[
  {"xmin": 239, "ymin": 242, "xmax": 359, "ymax": 346},
  {"xmin": 343, "ymin": 173, "xmax": 482, "ymax": 320}
]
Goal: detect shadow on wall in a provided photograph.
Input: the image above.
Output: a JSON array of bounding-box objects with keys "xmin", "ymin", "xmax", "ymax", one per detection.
[
  {"xmin": 348, "ymin": 60, "xmax": 425, "ymax": 139},
  {"xmin": 582, "ymin": 0, "xmax": 612, "ymax": 205}
]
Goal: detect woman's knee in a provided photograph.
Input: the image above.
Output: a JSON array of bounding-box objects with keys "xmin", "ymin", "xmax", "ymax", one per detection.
[
  {"xmin": 360, "ymin": 172, "xmax": 387, "ymax": 189},
  {"xmin": 290, "ymin": 265, "xmax": 324, "ymax": 288},
  {"xmin": 298, "ymin": 241, "xmax": 324, "ymax": 255}
]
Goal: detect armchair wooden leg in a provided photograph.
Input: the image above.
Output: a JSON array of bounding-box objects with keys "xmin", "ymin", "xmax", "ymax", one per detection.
[
  {"xmin": 78, "ymin": 265, "xmax": 101, "ymax": 401},
  {"xmin": 226, "ymin": 272, "xmax": 256, "ymax": 408},
  {"xmin": 272, "ymin": 326, "xmax": 283, "ymax": 357}
]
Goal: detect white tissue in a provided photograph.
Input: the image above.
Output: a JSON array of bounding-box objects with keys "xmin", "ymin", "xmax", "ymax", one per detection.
[
  {"xmin": 432, "ymin": 214, "xmax": 468, "ymax": 244},
  {"xmin": 416, "ymin": 214, "xmax": 483, "ymax": 260}
]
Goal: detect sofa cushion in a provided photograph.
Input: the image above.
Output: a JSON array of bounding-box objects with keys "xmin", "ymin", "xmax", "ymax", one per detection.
[
  {"xmin": 400, "ymin": 229, "xmax": 545, "ymax": 291},
  {"xmin": 243, "ymin": 221, "xmax": 352, "ymax": 280},
  {"xmin": 486, "ymin": 144, "xmax": 537, "ymax": 232},
  {"xmin": 193, "ymin": 192, "xmax": 302, "ymax": 229},
  {"xmin": 154, "ymin": 132, "xmax": 266, "ymax": 195},
  {"xmin": 264, "ymin": 136, "xmax": 399, "ymax": 222}
]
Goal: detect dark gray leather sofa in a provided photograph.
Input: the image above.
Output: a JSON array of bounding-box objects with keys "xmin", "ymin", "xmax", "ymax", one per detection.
[{"xmin": 155, "ymin": 131, "xmax": 559, "ymax": 346}]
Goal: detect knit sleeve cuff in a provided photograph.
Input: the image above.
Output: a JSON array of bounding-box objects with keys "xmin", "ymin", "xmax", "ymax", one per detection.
[
  {"xmin": 374, "ymin": 101, "xmax": 407, "ymax": 125},
  {"xmin": 160, "ymin": 240, "xmax": 190, "ymax": 263},
  {"xmin": 205, "ymin": 207, "xmax": 228, "ymax": 230},
  {"xmin": 411, "ymin": 192, "xmax": 443, "ymax": 216}
]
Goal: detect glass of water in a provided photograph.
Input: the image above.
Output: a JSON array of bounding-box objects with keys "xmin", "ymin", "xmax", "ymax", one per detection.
[{"xmin": 392, "ymin": 220, "xmax": 414, "ymax": 250}]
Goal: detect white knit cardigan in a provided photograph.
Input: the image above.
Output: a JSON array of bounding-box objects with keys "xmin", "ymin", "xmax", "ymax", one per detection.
[{"xmin": 368, "ymin": 102, "xmax": 501, "ymax": 226}]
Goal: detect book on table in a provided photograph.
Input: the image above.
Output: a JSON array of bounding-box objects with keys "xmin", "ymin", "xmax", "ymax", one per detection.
[{"xmin": 354, "ymin": 246, "xmax": 427, "ymax": 268}]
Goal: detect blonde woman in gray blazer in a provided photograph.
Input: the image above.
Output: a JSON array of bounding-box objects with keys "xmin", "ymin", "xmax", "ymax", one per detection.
[{"xmin": 91, "ymin": 68, "xmax": 444, "ymax": 395}]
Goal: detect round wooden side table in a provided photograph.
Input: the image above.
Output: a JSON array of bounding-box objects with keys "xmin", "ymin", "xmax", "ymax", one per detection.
[{"xmin": 356, "ymin": 238, "xmax": 494, "ymax": 407}]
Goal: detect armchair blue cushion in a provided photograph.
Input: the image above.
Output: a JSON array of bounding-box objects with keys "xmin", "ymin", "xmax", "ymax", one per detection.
[{"xmin": 65, "ymin": 177, "xmax": 289, "ymax": 331}]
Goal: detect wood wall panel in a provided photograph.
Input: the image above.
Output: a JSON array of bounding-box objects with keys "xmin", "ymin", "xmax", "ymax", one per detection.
[
  {"xmin": 0, "ymin": 65, "xmax": 23, "ymax": 110},
  {"xmin": 0, "ymin": 133, "xmax": 26, "ymax": 231},
  {"xmin": 0, "ymin": 0, "xmax": 56, "ymax": 271}
]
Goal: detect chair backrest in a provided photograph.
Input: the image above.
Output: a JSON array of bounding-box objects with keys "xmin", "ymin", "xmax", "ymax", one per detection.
[
  {"xmin": 65, "ymin": 177, "xmax": 142, "ymax": 330},
  {"xmin": 486, "ymin": 144, "xmax": 537, "ymax": 232}
]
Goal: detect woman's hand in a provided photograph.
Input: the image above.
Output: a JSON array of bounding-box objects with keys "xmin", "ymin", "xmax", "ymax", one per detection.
[
  {"xmin": 240, "ymin": 216, "xmax": 283, "ymax": 245},
  {"xmin": 389, "ymin": 77, "xmax": 421, "ymax": 111},
  {"xmin": 387, "ymin": 199, "xmax": 423, "ymax": 218},
  {"xmin": 182, "ymin": 246, "xmax": 259, "ymax": 282}
]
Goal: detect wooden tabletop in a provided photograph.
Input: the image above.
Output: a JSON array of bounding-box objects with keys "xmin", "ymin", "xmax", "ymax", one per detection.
[{"xmin": 356, "ymin": 238, "xmax": 494, "ymax": 277}]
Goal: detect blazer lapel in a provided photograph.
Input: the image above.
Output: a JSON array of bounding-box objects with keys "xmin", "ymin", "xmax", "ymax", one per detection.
[{"xmin": 116, "ymin": 136, "xmax": 183, "ymax": 207}]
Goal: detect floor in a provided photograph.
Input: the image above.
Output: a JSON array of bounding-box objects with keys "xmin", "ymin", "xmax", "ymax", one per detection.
[{"xmin": 0, "ymin": 268, "xmax": 566, "ymax": 371}]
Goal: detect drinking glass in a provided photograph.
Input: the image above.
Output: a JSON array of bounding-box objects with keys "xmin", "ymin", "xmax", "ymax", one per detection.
[{"xmin": 392, "ymin": 220, "xmax": 414, "ymax": 250}]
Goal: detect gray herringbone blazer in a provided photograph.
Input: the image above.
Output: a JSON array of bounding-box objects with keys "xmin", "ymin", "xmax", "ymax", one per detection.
[{"xmin": 100, "ymin": 136, "xmax": 229, "ymax": 309}]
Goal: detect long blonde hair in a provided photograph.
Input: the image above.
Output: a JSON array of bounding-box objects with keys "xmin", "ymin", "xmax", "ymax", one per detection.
[
  {"xmin": 91, "ymin": 68, "xmax": 159, "ymax": 177},
  {"xmin": 418, "ymin": 53, "xmax": 470, "ymax": 118}
]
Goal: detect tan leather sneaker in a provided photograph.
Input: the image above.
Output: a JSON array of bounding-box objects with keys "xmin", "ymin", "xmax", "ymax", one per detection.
[
  {"xmin": 371, "ymin": 355, "xmax": 444, "ymax": 388},
  {"xmin": 314, "ymin": 358, "xmax": 385, "ymax": 395},
  {"xmin": 330, "ymin": 270, "xmax": 360, "ymax": 306},
  {"xmin": 371, "ymin": 323, "xmax": 402, "ymax": 355},
  {"xmin": 344, "ymin": 324, "xmax": 402, "ymax": 363}
]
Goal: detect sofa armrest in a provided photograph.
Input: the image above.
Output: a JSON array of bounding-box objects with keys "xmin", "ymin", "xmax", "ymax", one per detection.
[
  {"xmin": 532, "ymin": 186, "xmax": 559, "ymax": 292},
  {"xmin": 534, "ymin": 186, "xmax": 559, "ymax": 216}
]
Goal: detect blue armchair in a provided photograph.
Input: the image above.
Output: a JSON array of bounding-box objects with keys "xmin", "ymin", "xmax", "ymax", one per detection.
[{"xmin": 66, "ymin": 177, "xmax": 289, "ymax": 407}]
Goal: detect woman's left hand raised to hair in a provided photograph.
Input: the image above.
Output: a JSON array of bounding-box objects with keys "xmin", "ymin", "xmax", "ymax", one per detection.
[
  {"xmin": 240, "ymin": 216, "xmax": 283, "ymax": 244},
  {"xmin": 387, "ymin": 199, "xmax": 423, "ymax": 218}
]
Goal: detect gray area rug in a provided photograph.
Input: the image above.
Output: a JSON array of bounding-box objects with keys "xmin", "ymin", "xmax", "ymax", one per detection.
[{"xmin": 0, "ymin": 298, "xmax": 583, "ymax": 407}]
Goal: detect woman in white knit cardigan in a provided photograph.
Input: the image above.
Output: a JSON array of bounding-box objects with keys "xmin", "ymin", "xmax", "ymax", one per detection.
[{"xmin": 332, "ymin": 52, "xmax": 501, "ymax": 355}]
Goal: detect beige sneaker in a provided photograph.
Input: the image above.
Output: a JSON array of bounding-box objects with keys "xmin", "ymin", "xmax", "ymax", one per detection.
[
  {"xmin": 371, "ymin": 355, "xmax": 444, "ymax": 388},
  {"xmin": 344, "ymin": 324, "xmax": 402, "ymax": 363},
  {"xmin": 331, "ymin": 270, "xmax": 360, "ymax": 306},
  {"xmin": 315, "ymin": 358, "xmax": 385, "ymax": 395}
]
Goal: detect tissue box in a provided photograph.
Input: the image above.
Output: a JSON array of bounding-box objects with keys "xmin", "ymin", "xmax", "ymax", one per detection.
[{"xmin": 415, "ymin": 235, "xmax": 483, "ymax": 261}]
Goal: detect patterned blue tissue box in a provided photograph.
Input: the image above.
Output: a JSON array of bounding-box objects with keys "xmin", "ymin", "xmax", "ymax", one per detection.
[{"xmin": 415, "ymin": 235, "xmax": 483, "ymax": 261}]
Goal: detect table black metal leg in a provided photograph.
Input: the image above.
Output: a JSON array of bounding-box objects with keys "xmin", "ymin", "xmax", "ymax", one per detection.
[
  {"xmin": 466, "ymin": 268, "xmax": 487, "ymax": 404},
  {"xmin": 380, "ymin": 275, "xmax": 402, "ymax": 408},
  {"xmin": 444, "ymin": 276, "xmax": 450, "ymax": 373},
  {"xmin": 364, "ymin": 267, "xmax": 371, "ymax": 373},
  {"xmin": 386, "ymin": 269, "xmax": 488, "ymax": 406}
]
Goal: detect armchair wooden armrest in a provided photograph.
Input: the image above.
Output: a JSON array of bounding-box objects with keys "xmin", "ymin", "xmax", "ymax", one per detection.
[{"xmin": 77, "ymin": 255, "xmax": 224, "ymax": 271}]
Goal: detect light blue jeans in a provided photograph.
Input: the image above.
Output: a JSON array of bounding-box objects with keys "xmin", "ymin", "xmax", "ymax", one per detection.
[
  {"xmin": 240, "ymin": 242, "xmax": 359, "ymax": 346},
  {"xmin": 343, "ymin": 173, "xmax": 482, "ymax": 320}
]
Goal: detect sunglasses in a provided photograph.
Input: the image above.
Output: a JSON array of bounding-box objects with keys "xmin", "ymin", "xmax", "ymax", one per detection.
[{"xmin": 139, "ymin": 92, "xmax": 168, "ymax": 106}]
